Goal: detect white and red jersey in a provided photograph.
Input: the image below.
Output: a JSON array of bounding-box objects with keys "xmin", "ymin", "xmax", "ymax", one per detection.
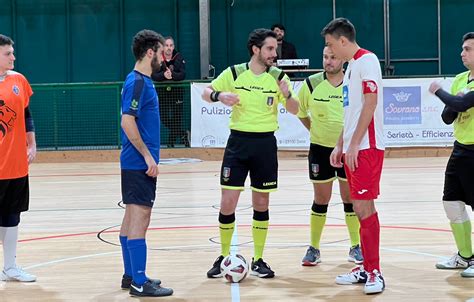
[{"xmin": 342, "ymin": 48, "xmax": 384, "ymax": 152}]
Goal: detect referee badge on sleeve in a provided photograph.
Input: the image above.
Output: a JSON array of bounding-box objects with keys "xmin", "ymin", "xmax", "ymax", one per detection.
[{"xmin": 266, "ymin": 97, "xmax": 274, "ymax": 106}]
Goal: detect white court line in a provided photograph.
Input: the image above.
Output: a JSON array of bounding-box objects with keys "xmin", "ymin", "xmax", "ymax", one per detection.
[
  {"xmin": 230, "ymin": 224, "xmax": 241, "ymax": 302},
  {"xmin": 23, "ymin": 242, "xmax": 449, "ymax": 271}
]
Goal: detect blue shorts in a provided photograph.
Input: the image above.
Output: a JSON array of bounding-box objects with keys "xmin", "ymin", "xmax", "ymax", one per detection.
[{"xmin": 121, "ymin": 169, "xmax": 157, "ymax": 208}]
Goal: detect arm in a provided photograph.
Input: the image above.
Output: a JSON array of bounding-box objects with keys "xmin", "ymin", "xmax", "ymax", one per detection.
[
  {"xmin": 121, "ymin": 114, "xmax": 158, "ymax": 177},
  {"xmin": 25, "ymin": 106, "xmax": 36, "ymax": 163},
  {"xmin": 151, "ymin": 64, "xmax": 166, "ymax": 82},
  {"xmin": 202, "ymin": 86, "xmax": 240, "ymax": 106},
  {"xmin": 329, "ymin": 130, "xmax": 344, "ymax": 168},
  {"xmin": 345, "ymin": 92, "xmax": 377, "ymax": 171},
  {"xmin": 298, "ymin": 117, "xmax": 311, "ymax": 130},
  {"xmin": 441, "ymin": 105, "xmax": 458, "ymax": 125},
  {"xmin": 171, "ymin": 54, "xmax": 186, "ymax": 81},
  {"xmin": 278, "ymin": 78, "xmax": 299, "ymax": 115},
  {"xmin": 434, "ymin": 89, "xmax": 474, "ymax": 112}
]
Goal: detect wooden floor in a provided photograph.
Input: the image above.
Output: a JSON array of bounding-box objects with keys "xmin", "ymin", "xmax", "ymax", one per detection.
[{"xmin": 1, "ymin": 157, "xmax": 473, "ymax": 302}]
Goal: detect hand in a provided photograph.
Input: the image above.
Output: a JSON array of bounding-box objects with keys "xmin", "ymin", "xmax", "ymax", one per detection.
[
  {"xmin": 429, "ymin": 81, "xmax": 442, "ymax": 94},
  {"xmin": 27, "ymin": 145, "xmax": 36, "ymax": 164},
  {"xmin": 330, "ymin": 145, "xmax": 343, "ymax": 168},
  {"xmin": 218, "ymin": 92, "xmax": 240, "ymax": 106},
  {"xmin": 144, "ymin": 155, "xmax": 159, "ymax": 177},
  {"xmin": 344, "ymin": 143, "xmax": 360, "ymax": 172},
  {"xmin": 278, "ymin": 80, "xmax": 290, "ymax": 99},
  {"xmin": 164, "ymin": 68, "xmax": 172, "ymax": 80}
]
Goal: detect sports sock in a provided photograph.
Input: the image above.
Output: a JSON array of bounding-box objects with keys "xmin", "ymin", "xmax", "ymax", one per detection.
[
  {"xmin": 2, "ymin": 226, "xmax": 19, "ymax": 270},
  {"xmin": 310, "ymin": 202, "xmax": 327, "ymax": 249},
  {"xmin": 219, "ymin": 212, "xmax": 235, "ymax": 256},
  {"xmin": 360, "ymin": 212, "xmax": 380, "ymax": 272},
  {"xmin": 343, "ymin": 203, "xmax": 360, "ymax": 247},
  {"xmin": 252, "ymin": 210, "xmax": 269, "ymax": 261},
  {"xmin": 127, "ymin": 238, "xmax": 147, "ymax": 285},
  {"xmin": 119, "ymin": 235, "xmax": 132, "ymax": 277}
]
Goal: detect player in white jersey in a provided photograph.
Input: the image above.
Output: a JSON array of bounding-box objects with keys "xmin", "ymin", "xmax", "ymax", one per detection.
[{"xmin": 321, "ymin": 17, "xmax": 385, "ymax": 295}]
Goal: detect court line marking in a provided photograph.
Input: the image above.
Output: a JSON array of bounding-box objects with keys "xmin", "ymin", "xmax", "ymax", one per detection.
[{"xmin": 19, "ymin": 224, "xmax": 458, "ymax": 243}]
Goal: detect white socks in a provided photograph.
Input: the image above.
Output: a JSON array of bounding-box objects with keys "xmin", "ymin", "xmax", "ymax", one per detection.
[{"xmin": 1, "ymin": 226, "xmax": 18, "ymax": 270}]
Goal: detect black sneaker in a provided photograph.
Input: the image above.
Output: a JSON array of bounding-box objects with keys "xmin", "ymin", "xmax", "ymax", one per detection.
[
  {"xmin": 129, "ymin": 280, "xmax": 173, "ymax": 297},
  {"xmin": 121, "ymin": 274, "xmax": 161, "ymax": 289},
  {"xmin": 207, "ymin": 255, "xmax": 224, "ymax": 278},
  {"xmin": 250, "ymin": 258, "xmax": 275, "ymax": 278}
]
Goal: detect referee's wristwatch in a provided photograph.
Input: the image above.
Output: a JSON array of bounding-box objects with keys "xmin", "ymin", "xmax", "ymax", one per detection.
[{"xmin": 285, "ymin": 92, "xmax": 292, "ymax": 99}]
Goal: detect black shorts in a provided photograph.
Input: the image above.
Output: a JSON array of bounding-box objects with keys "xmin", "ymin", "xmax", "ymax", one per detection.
[
  {"xmin": 0, "ymin": 176, "xmax": 30, "ymax": 213},
  {"xmin": 220, "ymin": 130, "xmax": 278, "ymax": 192},
  {"xmin": 121, "ymin": 169, "xmax": 157, "ymax": 208},
  {"xmin": 443, "ymin": 143, "xmax": 474, "ymax": 209},
  {"xmin": 308, "ymin": 143, "xmax": 346, "ymax": 182}
]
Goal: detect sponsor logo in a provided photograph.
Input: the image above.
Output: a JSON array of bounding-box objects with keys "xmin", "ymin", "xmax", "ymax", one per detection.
[
  {"xmin": 357, "ymin": 189, "xmax": 368, "ymax": 194},
  {"xmin": 12, "ymin": 85, "xmax": 19, "ymax": 95},
  {"xmin": 201, "ymin": 135, "xmax": 216, "ymax": 147},
  {"xmin": 131, "ymin": 284, "xmax": 143, "ymax": 293},
  {"xmin": 263, "ymin": 181, "xmax": 276, "ymax": 186},
  {"xmin": 383, "ymin": 86, "xmax": 421, "ymax": 125},
  {"xmin": 342, "ymin": 86, "xmax": 349, "ymax": 107},
  {"xmin": 130, "ymin": 99, "xmax": 138, "ymax": 110},
  {"xmin": 365, "ymin": 81, "xmax": 377, "ymax": 92}
]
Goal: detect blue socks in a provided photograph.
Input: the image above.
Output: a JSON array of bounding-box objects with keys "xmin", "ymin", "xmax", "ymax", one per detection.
[
  {"xmin": 119, "ymin": 236, "xmax": 132, "ymax": 277},
  {"xmin": 127, "ymin": 238, "xmax": 147, "ymax": 285}
]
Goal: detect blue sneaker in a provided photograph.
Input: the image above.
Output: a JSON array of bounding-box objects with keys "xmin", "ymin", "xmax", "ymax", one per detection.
[
  {"xmin": 302, "ymin": 246, "xmax": 321, "ymax": 266},
  {"xmin": 348, "ymin": 244, "xmax": 364, "ymax": 264}
]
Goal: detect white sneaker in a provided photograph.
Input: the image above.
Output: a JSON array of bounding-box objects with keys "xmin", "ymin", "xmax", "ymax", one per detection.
[
  {"xmin": 461, "ymin": 265, "xmax": 474, "ymax": 278},
  {"xmin": 364, "ymin": 269, "xmax": 385, "ymax": 294},
  {"xmin": 436, "ymin": 253, "xmax": 470, "ymax": 269},
  {"xmin": 0, "ymin": 266, "xmax": 37, "ymax": 282},
  {"xmin": 335, "ymin": 266, "xmax": 368, "ymax": 285}
]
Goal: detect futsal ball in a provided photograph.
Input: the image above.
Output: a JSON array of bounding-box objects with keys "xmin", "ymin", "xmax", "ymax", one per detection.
[{"xmin": 220, "ymin": 254, "xmax": 249, "ymax": 283}]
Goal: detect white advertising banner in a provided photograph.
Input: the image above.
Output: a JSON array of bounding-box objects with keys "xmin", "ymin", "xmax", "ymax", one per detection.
[{"xmin": 190, "ymin": 77, "xmax": 455, "ymax": 148}]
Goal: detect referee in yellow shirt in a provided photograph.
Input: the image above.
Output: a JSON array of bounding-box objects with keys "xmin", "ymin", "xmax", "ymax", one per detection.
[
  {"xmin": 297, "ymin": 47, "xmax": 362, "ymax": 266},
  {"xmin": 202, "ymin": 28, "xmax": 299, "ymax": 279}
]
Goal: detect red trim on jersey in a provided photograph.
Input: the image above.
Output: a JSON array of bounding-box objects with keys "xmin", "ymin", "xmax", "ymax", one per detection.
[
  {"xmin": 368, "ymin": 117, "xmax": 376, "ymax": 148},
  {"xmin": 353, "ymin": 48, "xmax": 372, "ymax": 60},
  {"xmin": 362, "ymin": 80, "xmax": 378, "ymax": 94}
]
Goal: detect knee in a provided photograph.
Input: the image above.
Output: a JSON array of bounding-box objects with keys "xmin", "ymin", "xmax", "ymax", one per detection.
[
  {"xmin": 443, "ymin": 200, "xmax": 469, "ymax": 223},
  {"xmin": 0, "ymin": 213, "xmax": 20, "ymax": 227}
]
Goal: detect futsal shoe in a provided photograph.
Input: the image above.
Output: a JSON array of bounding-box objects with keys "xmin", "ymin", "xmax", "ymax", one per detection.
[
  {"xmin": 301, "ymin": 246, "xmax": 321, "ymax": 266},
  {"xmin": 335, "ymin": 266, "xmax": 367, "ymax": 285},
  {"xmin": 348, "ymin": 244, "xmax": 364, "ymax": 264},
  {"xmin": 364, "ymin": 269, "xmax": 385, "ymax": 294},
  {"xmin": 436, "ymin": 253, "xmax": 470, "ymax": 269},
  {"xmin": 121, "ymin": 274, "xmax": 161, "ymax": 289},
  {"xmin": 0, "ymin": 265, "xmax": 36, "ymax": 282},
  {"xmin": 207, "ymin": 255, "xmax": 224, "ymax": 278},
  {"xmin": 129, "ymin": 280, "xmax": 173, "ymax": 297},
  {"xmin": 250, "ymin": 258, "xmax": 275, "ymax": 278}
]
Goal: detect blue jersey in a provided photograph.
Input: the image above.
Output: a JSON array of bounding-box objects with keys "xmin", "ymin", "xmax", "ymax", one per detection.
[{"xmin": 120, "ymin": 70, "xmax": 161, "ymax": 170}]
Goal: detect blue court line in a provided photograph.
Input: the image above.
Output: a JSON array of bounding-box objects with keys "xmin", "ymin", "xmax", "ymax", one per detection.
[{"xmin": 230, "ymin": 224, "xmax": 241, "ymax": 302}]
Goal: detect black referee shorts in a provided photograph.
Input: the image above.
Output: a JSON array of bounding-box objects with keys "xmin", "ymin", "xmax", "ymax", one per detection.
[
  {"xmin": 0, "ymin": 176, "xmax": 30, "ymax": 213},
  {"xmin": 443, "ymin": 143, "xmax": 474, "ymax": 209},
  {"xmin": 308, "ymin": 143, "xmax": 346, "ymax": 182},
  {"xmin": 220, "ymin": 130, "xmax": 278, "ymax": 192}
]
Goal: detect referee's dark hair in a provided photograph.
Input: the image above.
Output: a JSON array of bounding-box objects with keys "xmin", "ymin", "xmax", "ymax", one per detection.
[
  {"xmin": 321, "ymin": 18, "xmax": 356, "ymax": 42},
  {"xmin": 247, "ymin": 28, "xmax": 277, "ymax": 57},
  {"xmin": 271, "ymin": 24, "xmax": 285, "ymax": 31},
  {"xmin": 0, "ymin": 34, "xmax": 14, "ymax": 47},
  {"xmin": 462, "ymin": 32, "xmax": 474, "ymax": 43}
]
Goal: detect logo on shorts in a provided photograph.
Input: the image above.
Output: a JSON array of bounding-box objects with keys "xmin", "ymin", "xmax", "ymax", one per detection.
[
  {"xmin": 222, "ymin": 167, "xmax": 231, "ymax": 182},
  {"xmin": 357, "ymin": 189, "xmax": 368, "ymax": 195},
  {"xmin": 266, "ymin": 97, "xmax": 274, "ymax": 106},
  {"xmin": 311, "ymin": 164, "xmax": 319, "ymax": 177}
]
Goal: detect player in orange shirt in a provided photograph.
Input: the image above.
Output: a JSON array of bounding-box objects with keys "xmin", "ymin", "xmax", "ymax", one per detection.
[{"xmin": 0, "ymin": 34, "xmax": 37, "ymax": 282}]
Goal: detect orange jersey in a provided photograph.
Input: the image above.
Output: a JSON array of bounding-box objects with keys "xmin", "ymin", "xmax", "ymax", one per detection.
[{"xmin": 0, "ymin": 71, "xmax": 33, "ymax": 179}]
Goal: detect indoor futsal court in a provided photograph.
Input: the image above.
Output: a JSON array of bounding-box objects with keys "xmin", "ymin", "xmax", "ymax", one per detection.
[{"xmin": 1, "ymin": 156, "xmax": 472, "ymax": 301}]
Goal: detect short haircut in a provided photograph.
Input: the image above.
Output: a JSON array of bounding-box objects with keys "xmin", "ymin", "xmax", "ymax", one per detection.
[
  {"xmin": 0, "ymin": 34, "xmax": 14, "ymax": 47},
  {"xmin": 462, "ymin": 32, "xmax": 474, "ymax": 43},
  {"xmin": 271, "ymin": 23, "xmax": 285, "ymax": 31},
  {"xmin": 321, "ymin": 18, "xmax": 356, "ymax": 42},
  {"xmin": 164, "ymin": 36, "xmax": 174, "ymax": 43},
  {"xmin": 131, "ymin": 29, "xmax": 165, "ymax": 61},
  {"xmin": 247, "ymin": 28, "xmax": 277, "ymax": 57}
]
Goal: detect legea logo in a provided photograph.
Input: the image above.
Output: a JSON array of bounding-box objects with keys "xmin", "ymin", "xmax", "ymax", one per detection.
[{"xmin": 383, "ymin": 86, "xmax": 421, "ymax": 125}]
